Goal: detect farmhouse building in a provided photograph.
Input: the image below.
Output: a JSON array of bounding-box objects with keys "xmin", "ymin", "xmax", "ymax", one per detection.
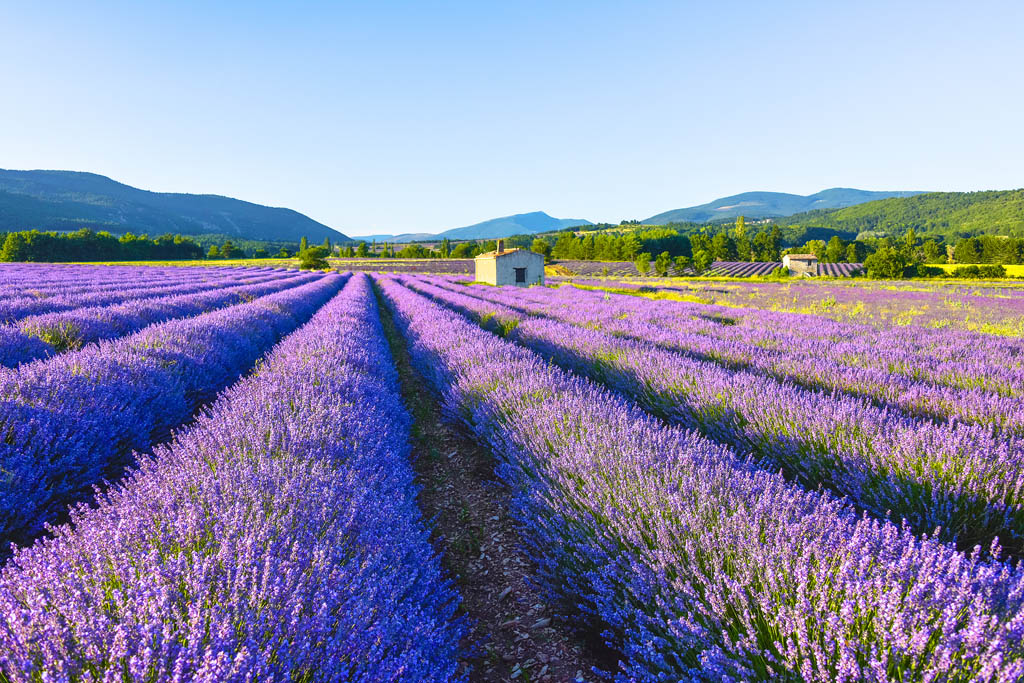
[
  {"xmin": 474, "ymin": 240, "xmax": 545, "ymax": 286},
  {"xmin": 782, "ymin": 253, "xmax": 820, "ymax": 276}
]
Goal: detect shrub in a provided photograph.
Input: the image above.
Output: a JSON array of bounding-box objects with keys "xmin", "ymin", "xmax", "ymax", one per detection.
[
  {"xmin": 952, "ymin": 265, "xmax": 981, "ymax": 278},
  {"xmin": 634, "ymin": 253, "xmax": 652, "ymax": 276},
  {"xmin": 673, "ymin": 255, "xmax": 691, "ymax": 276},
  {"xmin": 654, "ymin": 251, "xmax": 672, "ymax": 277},
  {"xmin": 979, "ymin": 264, "xmax": 1007, "ymax": 278},
  {"xmin": 863, "ymin": 246, "xmax": 907, "ymax": 279},
  {"xmin": 298, "ymin": 246, "xmax": 330, "ymax": 270},
  {"xmin": 912, "ymin": 264, "xmax": 945, "ymax": 278}
]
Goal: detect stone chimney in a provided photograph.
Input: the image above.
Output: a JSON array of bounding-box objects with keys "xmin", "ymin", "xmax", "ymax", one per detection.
[{"xmin": 496, "ymin": 239, "xmax": 504, "ymax": 252}]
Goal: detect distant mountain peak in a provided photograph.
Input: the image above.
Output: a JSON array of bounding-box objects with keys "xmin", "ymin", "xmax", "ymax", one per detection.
[
  {"xmin": 357, "ymin": 211, "xmax": 592, "ymax": 242},
  {"xmin": 644, "ymin": 189, "xmax": 923, "ymax": 225},
  {"xmin": 0, "ymin": 168, "xmax": 349, "ymax": 242}
]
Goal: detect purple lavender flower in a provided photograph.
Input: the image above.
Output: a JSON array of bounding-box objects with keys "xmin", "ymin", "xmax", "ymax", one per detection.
[
  {"xmin": 376, "ymin": 274, "xmax": 1024, "ymax": 681},
  {"xmin": 0, "ymin": 274, "xmax": 344, "ymax": 554},
  {"xmin": 0, "ymin": 274, "xmax": 467, "ymax": 681}
]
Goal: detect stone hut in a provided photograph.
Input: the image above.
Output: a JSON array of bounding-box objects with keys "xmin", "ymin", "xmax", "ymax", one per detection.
[
  {"xmin": 474, "ymin": 239, "xmax": 545, "ymax": 286},
  {"xmin": 782, "ymin": 253, "xmax": 820, "ymax": 276}
]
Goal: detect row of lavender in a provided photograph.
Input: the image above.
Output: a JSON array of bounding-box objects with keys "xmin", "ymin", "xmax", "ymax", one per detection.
[
  {"xmin": 0, "ymin": 274, "xmax": 344, "ymax": 553},
  {"xmin": 0, "ymin": 263, "xmax": 236, "ymax": 288},
  {"xmin": 376, "ymin": 275, "xmax": 1024, "ymax": 681},
  {"xmin": 432, "ymin": 278, "xmax": 1024, "ymax": 428},
  {"xmin": 0, "ymin": 270, "xmax": 318, "ymax": 367},
  {"xmin": 0, "ymin": 264, "xmax": 280, "ymax": 292},
  {"xmin": 515, "ymin": 278, "xmax": 1024, "ymax": 398},
  {"xmin": 0, "ymin": 274, "xmax": 467, "ymax": 680},
  {"xmin": 0, "ymin": 266, "xmax": 289, "ymax": 324},
  {"xmin": 552, "ymin": 260, "xmax": 864, "ymax": 277},
  {"xmin": 707, "ymin": 261, "xmax": 863, "ymax": 277},
  {"xmin": 0, "ymin": 270, "xmax": 283, "ymax": 307},
  {"xmin": 0, "ymin": 264, "xmax": 277, "ymax": 292},
  {"xmin": 595, "ymin": 276, "xmax": 1024, "ymax": 333},
  {"xmin": 406, "ymin": 276, "xmax": 1024, "ymax": 555}
]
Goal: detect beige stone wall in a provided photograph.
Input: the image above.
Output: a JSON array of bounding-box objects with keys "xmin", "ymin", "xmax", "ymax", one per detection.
[
  {"xmin": 474, "ymin": 250, "xmax": 545, "ymax": 286},
  {"xmin": 474, "ymin": 257, "xmax": 498, "ymax": 284},
  {"xmin": 783, "ymin": 255, "xmax": 819, "ymax": 276}
]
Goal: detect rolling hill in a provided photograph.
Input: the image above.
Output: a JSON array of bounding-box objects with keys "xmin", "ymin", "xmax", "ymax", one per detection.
[
  {"xmin": 777, "ymin": 190, "xmax": 1024, "ymax": 238},
  {"xmin": 644, "ymin": 188, "xmax": 922, "ymax": 225},
  {"xmin": 360, "ymin": 211, "xmax": 592, "ymax": 242},
  {"xmin": 0, "ymin": 169, "xmax": 349, "ymax": 242}
]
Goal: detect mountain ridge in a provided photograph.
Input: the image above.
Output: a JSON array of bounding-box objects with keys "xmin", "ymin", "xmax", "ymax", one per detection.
[
  {"xmin": 359, "ymin": 210, "xmax": 593, "ymax": 242},
  {"xmin": 776, "ymin": 189, "xmax": 1024, "ymax": 238},
  {"xmin": 0, "ymin": 169, "xmax": 349, "ymax": 242},
  {"xmin": 644, "ymin": 188, "xmax": 924, "ymax": 224}
]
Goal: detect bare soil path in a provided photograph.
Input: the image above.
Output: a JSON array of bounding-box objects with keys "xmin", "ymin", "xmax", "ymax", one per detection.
[{"xmin": 378, "ymin": 294, "xmax": 604, "ymax": 683}]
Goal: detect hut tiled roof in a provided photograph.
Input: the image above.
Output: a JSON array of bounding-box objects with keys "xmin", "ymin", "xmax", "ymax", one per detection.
[{"xmin": 475, "ymin": 249, "xmax": 521, "ymax": 259}]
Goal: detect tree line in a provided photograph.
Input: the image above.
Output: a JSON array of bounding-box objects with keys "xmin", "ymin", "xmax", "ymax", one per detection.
[
  {"xmin": 775, "ymin": 189, "xmax": 1024, "ymax": 239},
  {"xmin": 0, "ymin": 229, "xmax": 205, "ymax": 262},
  {"xmin": 0, "ymin": 229, "xmax": 347, "ymax": 263}
]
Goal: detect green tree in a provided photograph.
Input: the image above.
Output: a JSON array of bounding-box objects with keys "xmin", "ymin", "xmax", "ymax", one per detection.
[
  {"xmin": 825, "ymin": 236, "xmax": 846, "ymax": 263},
  {"xmin": 355, "ymin": 241, "xmax": 369, "ymax": 257},
  {"xmin": 734, "ymin": 215, "xmax": 746, "ymax": 240},
  {"xmin": 220, "ymin": 240, "xmax": 238, "ymax": 259},
  {"xmin": 954, "ymin": 237, "xmax": 982, "ymax": 263},
  {"xmin": 710, "ymin": 233, "xmax": 737, "ymax": 261},
  {"xmin": 207, "ymin": 245, "xmax": 220, "ymax": 259},
  {"xmin": 802, "ymin": 239, "xmax": 827, "ymax": 261},
  {"xmin": 620, "ymin": 233, "xmax": 642, "ymax": 261},
  {"xmin": 654, "ymin": 251, "xmax": 672, "ymax": 276},
  {"xmin": 736, "ymin": 235, "xmax": 752, "ymax": 262},
  {"xmin": 769, "ymin": 226, "xmax": 782, "ymax": 261},
  {"xmin": 277, "ymin": 247, "xmax": 291, "ymax": 258},
  {"xmin": 451, "ymin": 242, "xmax": 478, "ymax": 258},
  {"xmin": 634, "ymin": 252, "xmax": 652, "ymax": 276},
  {"xmin": 396, "ymin": 244, "xmax": 430, "ymax": 258},
  {"xmin": 253, "ymin": 248, "xmax": 269, "ymax": 258},
  {"xmin": 674, "ymin": 254, "xmax": 691, "ymax": 275},
  {"xmin": 299, "ymin": 236, "xmax": 309, "ymax": 252},
  {"xmin": 692, "ymin": 249, "xmax": 713, "ymax": 274},
  {"xmin": 0, "ymin": 233, "xmax": 31, "ymax": 261},
  {"xmin": 531, "ymin": 238, "xmax": 551, "ymax": 259},
  {"xmin": 322, "ymin": 237, "xmax": 330, "ymax": 252},
  {"xmin": 863, "ymin": 246, "xmax": 907, "ymax": 278},
  {"xmin": 298, "ymin": 246, "xmax": 330, "ymax": 270},
  {"xmin": 900, "ymin": 228, "xmax": 918, "ymax": 258},
  {"xmin": 580, "ymin": 235, "xmax": 596, "ymax": 260},
  {"xmin": 690, "ymin": 232, "xmax": 712, "ymax": 255},
  {"xmin": 751, "ymin": 232, "xmax": 776, "ymax": 262},
  {"xmin": 922, "ymin": 239, "xmax": 943, "ymax": 263},
  {"xmin": 846, "ymin": 242, "xmax": 865, "ymax": 263},
  {"xmin": 440, "ymin": 237, "xmax": 451, "ymax": 258}
]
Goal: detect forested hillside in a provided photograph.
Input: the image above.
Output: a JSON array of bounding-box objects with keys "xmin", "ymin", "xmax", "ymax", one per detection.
[
  {"xmin": 644, "ymin": 188, "xmax": 921, "ymax": 224},
  {"xmin": 0, "ymin": 169, "xmax": 348, "ymax": 242},
  {"xmin": 779, "ymin": 190, "xmax": 1024, "ymax": 238}
]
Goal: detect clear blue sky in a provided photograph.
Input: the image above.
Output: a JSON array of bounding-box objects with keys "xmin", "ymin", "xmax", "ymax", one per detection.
[{"xmin": 1, "ymin": 1, "xmax": 1021, "ymax": 237}]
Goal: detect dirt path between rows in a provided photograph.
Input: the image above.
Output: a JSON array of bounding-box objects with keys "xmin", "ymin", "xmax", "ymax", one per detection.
[{"xmin": 378, "ymin": 294, "xmax": 604, "ymax": 682}]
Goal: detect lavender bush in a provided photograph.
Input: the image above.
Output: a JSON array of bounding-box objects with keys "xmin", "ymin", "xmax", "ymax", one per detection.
[
  {"xmin": 0, "ymin": 274, "xmax": 344, "ymax": 554},
  {"xmin": 0, "ymin": 273, "xmax": 467, "ymax": 681},
  {"xmin": 0, "ymin": 266, "xmax": 286, "ymax": 323},
  {"xmin": 376, "ymin": 275, "xmax": 1024, "ymax": 681},
  {"xmin": 1, "ymin": 271, "xmax": 317, "ymax": 367},
  {"xmin": 402, "ymin": 277, "xmax": 1024, "ymax": 554}
]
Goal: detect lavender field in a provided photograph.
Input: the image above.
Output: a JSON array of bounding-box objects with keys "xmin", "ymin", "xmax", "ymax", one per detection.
[{"xmin": 2, "ymin": 263, "xmax": 1024, "ymax": 682}]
